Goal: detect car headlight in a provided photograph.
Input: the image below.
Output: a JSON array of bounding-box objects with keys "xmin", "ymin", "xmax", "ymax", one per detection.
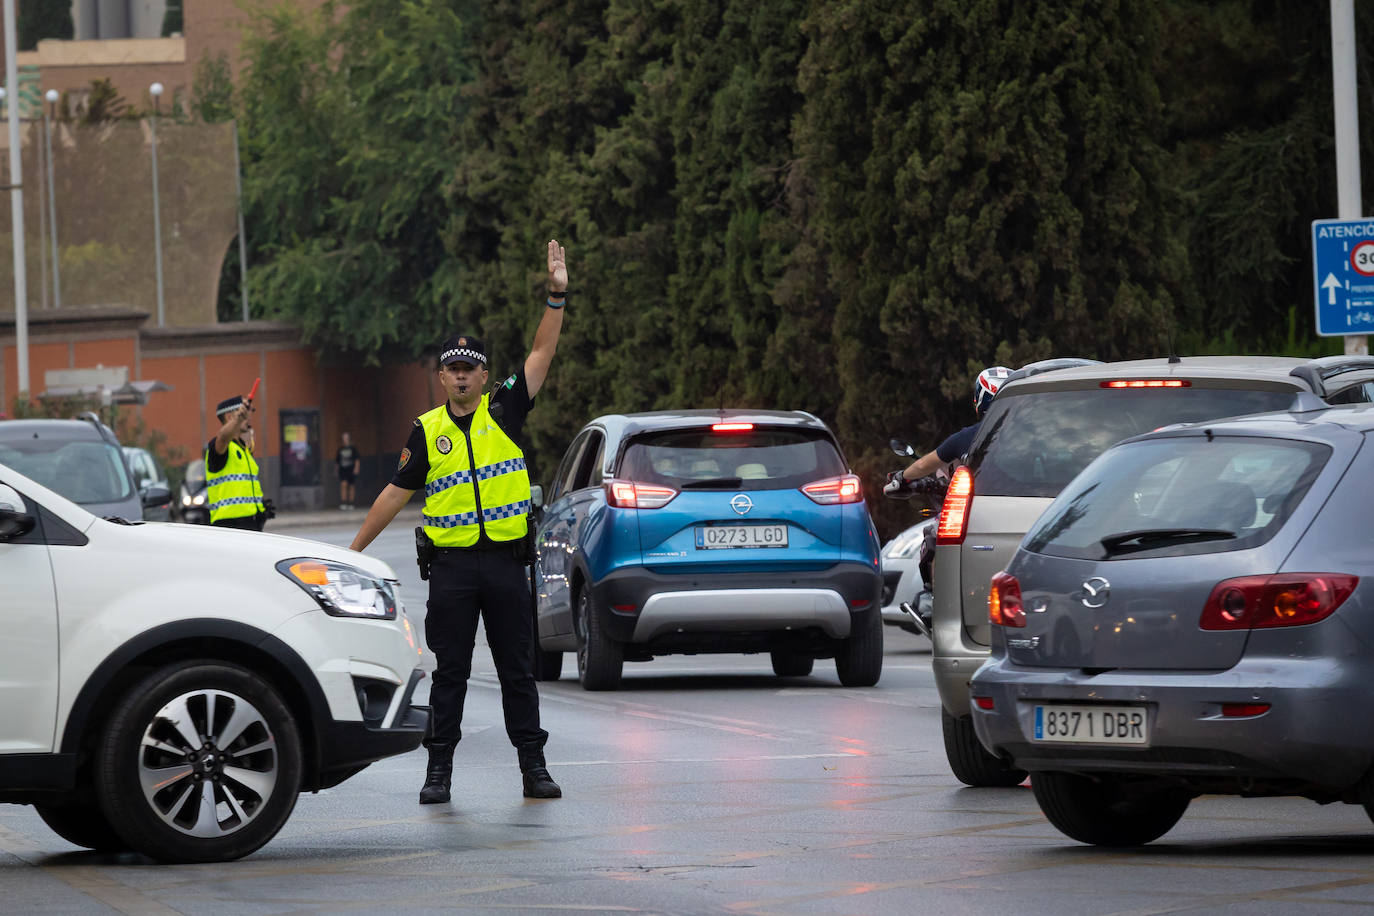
[
  {"xmin": 276, "ymin": 558, "xmax": 398, "ymax": 619},
  {"xmin": 882, "ymin": 530, "xmax": 924, "ymax": 559},
  {"xmin": 192, "ymin": 492, "xmax": 206, "ymax": 506}
]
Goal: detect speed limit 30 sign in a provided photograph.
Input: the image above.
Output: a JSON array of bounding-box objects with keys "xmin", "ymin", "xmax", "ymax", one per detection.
[{"xmin": 1312, "ymin": 218, "xmax": 1374, "ymax": 335}]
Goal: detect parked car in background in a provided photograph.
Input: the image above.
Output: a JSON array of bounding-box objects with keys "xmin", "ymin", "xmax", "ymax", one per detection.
[
  {"xmin": 932, "ymin": 354, "xmax": 1374, "ymax": 788},
  {"xmin": 0, "ymin": 413, "xmax": 167, "ymax": 522},
  {"xmin": 0, "ymin": 458, "xmax": 427, "ymax": 862},
  {"xmin": 880, "ymin": 521, "xmax": 930, "ymax": 636},
  {"xmin": 972, "ymin": 400, "xmax": 1374, "ymax": 845},
  {"xmin": 533, "ymin": 410, "xmax": 884, "ymax": 690},
  {"xmin": 122, "ymin": 446, "xmax": 173, "ymax": 521},
  {"xmin": 178, "ymin": 458, "xmax": 210, "ymax": 525}
]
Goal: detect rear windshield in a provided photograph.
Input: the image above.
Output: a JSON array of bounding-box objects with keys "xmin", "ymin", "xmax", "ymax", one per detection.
[
  {"xmin": 970, "ymin": 387, "xmax": 1296, "ymax": 498},
  {"xmin": 617, "ymin": 427, "xmax": 846, "ymax": 490},
  {"xmin": 0, "ymin": 436, "xmax": 133, "ymax": 505},
  {"xmin": 1023, "ymin": 436, "xmax": 1328, "ymax": 560}
]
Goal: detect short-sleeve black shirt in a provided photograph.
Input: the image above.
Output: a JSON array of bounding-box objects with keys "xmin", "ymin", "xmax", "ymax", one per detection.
[
  {"xmin": 935, "ymin": 422, "xmax": 981, "ymax": 464},
  {"xmin": 391, "ymin": 368, "xmax": 535, "ymax": 492}
]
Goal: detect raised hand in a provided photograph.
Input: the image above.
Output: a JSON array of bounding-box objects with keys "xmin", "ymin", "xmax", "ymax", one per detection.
[{"xmin": 547, "ymin": 239, "xmax": 568, "ymax": 292}]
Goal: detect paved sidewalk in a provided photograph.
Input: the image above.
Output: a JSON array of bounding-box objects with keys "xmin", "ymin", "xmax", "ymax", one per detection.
[{"xmin": 269, "ymin": 503, "xmax": 423, "ymax": 531}]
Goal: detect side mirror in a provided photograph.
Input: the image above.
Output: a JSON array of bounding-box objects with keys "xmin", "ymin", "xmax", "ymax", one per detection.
[
  {"xmin": 142, "ymin": 485, "xmax": 172, "ymax": 508},
  {"xmin": 0, "ymin": 482, "xmax": 33, "ymax": 539},
  {"xmin": 529, "ymin": 483, "xmax": 545, "ymax": 509},
  {"xmin": 889, "ymin": 438, "xmax": 916, "ymax": 458}
]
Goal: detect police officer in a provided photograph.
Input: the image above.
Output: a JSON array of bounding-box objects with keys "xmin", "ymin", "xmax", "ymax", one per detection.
[
  {"xmin": 205, "ymin": 395, "xmax": 269, "ymax": 530},
  {"xmin": 350, "ymin": 239, "xmax": 568, "ymax": 804}
]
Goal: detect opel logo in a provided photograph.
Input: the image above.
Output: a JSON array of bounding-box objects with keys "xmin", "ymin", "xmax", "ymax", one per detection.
[
  {"xmin": 730, "ymin": 494, "xmax": 753, "ymax": 515},
  {"xmin": 1080, "ymin": 577, "xmax": 1111, "ymax": 608}
]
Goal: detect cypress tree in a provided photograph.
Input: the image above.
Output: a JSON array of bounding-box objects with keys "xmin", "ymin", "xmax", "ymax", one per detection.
[{"xmin": 790, "ymin": 0, "xmax": 1184, "ymax": 461}]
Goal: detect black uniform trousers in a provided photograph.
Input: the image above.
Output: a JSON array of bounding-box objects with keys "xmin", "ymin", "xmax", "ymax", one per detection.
[{"xmin": 424, "ymin": 543, "xmax": 548, "ymax": 749}]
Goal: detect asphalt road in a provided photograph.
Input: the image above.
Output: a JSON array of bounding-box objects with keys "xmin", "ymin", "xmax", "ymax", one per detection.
[{"xmin": 5, "ymin": 518, "xmax": 1374, "ymax": 914}]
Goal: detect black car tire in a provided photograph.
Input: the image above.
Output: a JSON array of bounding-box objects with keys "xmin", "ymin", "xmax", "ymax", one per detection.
[
  {"xmin": 575, "ymin": 588, "xmax": 623, "ymax": 691},
  {"xmin": 942, "ymin": 708, "xmax": 1028, "ymax": 787},
  {"xmin": 835, "ymin": 608, "xmax": 883, "ymax": 687},
  {"xmin": 1032, "ymin": 770, "xmax": 1191, "ymax": 846},
  {"xmin": 770, "ymin": 650, "xmax": 814, "ymax": 677},
  {"xmin": 94, "ymin": 661, "xmax": 304, "ymax": 863},
  {"xmin": 35, "ymin": 801, "xmax": 128, "ymax": 852}
]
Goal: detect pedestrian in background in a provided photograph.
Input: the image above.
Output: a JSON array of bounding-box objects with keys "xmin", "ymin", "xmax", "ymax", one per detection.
[
  {"xmin": 205, "ymin": 395, "xmax": 270, "ymax": 530},
  {"xmin": 350, "ymin": 239, "xmax": 570, "ymax": 804},
  {"xmin": 336, "ymin": 431, "xmax": 360, "ymax": 510}
]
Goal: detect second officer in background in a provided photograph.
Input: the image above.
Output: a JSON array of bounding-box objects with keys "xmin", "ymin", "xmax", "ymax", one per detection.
[{"xmin": 350, "ymin": 239, "xmax": 569, "ymax": 804}]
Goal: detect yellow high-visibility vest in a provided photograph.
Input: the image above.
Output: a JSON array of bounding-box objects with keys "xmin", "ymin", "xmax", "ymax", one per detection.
[
  {"xmin": 206, "ymin": 440, "xmax": 265, "ymax": 524},
  {"xmin": 420, "ymin": 396, "xmax": 531, "ymax": 547}
]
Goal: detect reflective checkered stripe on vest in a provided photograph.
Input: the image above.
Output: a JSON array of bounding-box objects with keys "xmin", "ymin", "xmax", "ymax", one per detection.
[
  {"xmin": 420, "ymin": 397, "xmax": 531, "ymax": 547},
  {"xmin": 205, "ymin": 441, "xmax": 265, "ymax": 523}
]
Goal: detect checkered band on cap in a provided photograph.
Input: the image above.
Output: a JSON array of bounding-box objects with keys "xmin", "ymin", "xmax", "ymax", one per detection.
[{"xmin": 441, "ymin": 346, "xmax": 486, "ymax": 366}]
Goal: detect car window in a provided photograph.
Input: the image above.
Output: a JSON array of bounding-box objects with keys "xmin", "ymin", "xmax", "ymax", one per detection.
[
  {"xmin": 617, "ymin": 427, "xmax": 846, "ymax": 491},
  {"xmin": 0, "ymin": 438, "xmax": 133, "ymax": 505},
  {"xmin": 575, "ymin": 431, "xmax": 605, "ymax": 490},
  {"xmin": 1023, "ymin": 436, "xmax": 1328, "ymax": 560},
  {"xmin": 1325, "ymin": 381, "xmax": 1374, "ymax": 405},
  {"xmin": 549, "ymin": 431, "xmax": 591, "ymax": 503},
  {"xmin": 970, "ymin": 387, "xmax": 1298, "ymax": 498}
]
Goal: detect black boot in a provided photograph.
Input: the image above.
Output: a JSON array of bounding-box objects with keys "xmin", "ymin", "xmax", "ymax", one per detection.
[
  {"xmin": 517, "ymin": 742, "xmax": 562, "ymax": 799},
  {"xmin": 419, "ymin": 741, "xmax": 455, "ymax": 804}
]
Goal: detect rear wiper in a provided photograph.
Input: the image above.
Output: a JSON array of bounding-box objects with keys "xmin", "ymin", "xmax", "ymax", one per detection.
[
  {"xmin": 679, "ymin": 477, "xmax": 744, "ymax": 489},
  {"xmin": 1100, "ymin": 528, "xmax": 1235, "ymax": 555}
]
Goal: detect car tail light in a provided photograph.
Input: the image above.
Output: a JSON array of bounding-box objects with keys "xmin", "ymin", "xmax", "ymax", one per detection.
[
  {"xmin": 712, "ymin": 422, "xmax": 754, "ymax": 433},
  {"xmin": 801, "ymin": 474, "xmax": 863, "ymax": 505},
  {"xmin": 936, "ymin": 466, "xmax": 973, "ymax": 544},
  {"xmin": 1100, "ymin": 379, "xmax": 1192, "ymax": 389},
  {"xmin": 1198, "ymin": 574, "xmax": 1358, "ymax": 630},
  {"xmin": 605, "ymin": 479, "xmax": 678, "ymax": 509},
  {"xmin": 988, "ymin": 571, "xmax": 1026, "ymax": 627},
  {"xmin": 1221, "ymin": 703, "xmax": 1270, "ymax": 718},
  {"xmin": 973, "ymin": 696, "xmax": 995, "ymax": 710}
]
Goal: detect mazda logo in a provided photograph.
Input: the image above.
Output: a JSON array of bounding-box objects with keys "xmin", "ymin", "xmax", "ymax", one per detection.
[
  {"xmin": 1080, "ymin": 577, "xmax": 1111, "ymax": 608},
  {"xmin": 730, "ymin": 494, "xmax": 753, "ymax": 515}
]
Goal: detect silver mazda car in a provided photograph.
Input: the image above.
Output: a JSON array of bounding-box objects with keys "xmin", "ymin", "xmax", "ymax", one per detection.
[{"xmin": 971, "ymin": 397, "xmax": 1374, "ymax": 845}]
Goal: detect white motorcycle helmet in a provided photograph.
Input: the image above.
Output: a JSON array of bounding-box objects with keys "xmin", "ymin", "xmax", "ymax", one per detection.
[{"xmin": 973, "ymin": 366, "xmax": 1012, "ymax": 418}]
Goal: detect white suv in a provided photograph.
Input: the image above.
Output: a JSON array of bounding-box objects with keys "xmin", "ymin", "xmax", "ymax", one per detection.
[{"xmin": 0, "ymin": 461, "xmax": 427, "ymax": 862}]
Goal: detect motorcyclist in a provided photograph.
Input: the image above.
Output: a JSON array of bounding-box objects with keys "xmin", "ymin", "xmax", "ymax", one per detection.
[{"xmin": 884, "ymin": 366, "xmax": 1011, "ymax": 496}]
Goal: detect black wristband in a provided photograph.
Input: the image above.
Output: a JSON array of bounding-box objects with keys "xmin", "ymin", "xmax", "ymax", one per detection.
[{"xmin": 547, "ymin": 289, "xmax": 571, "ymax": 309}]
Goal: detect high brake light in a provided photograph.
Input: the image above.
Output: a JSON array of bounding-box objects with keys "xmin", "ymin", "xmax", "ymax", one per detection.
[
  {"xmin": 605, "ymin": 479, "xmax": 678, "ymax": 509},
  {"xmin": 1100, "ymin": 379, "xmax": 1191, "ymax": 389},
  {"xmin": 801, "ymin": 474, "xmax": 863, "ymax": 505},
  {"xmin": 989, "ymin": 571, "xmax": 1026, "ymax": 627},
  {"xmin": 712, "ymin": 422, "xmax": 754, "ymax": 433},
  {"xmin": 1199, "ymin": 574, "xmax": 1358, "ymax": 630},
  {"xmin": 936, "ymin": 466, "xmax": 973, "ymax": 544}
]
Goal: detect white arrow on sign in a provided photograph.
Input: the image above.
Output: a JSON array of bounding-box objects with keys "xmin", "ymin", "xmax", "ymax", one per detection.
[{"xmin": 1324, "ymin": 272, "xmax": 1344, "ymax": 305}]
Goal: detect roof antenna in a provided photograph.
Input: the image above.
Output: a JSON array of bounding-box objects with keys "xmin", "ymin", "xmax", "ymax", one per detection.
[{"xmin": 1166, "ymin": 327, "xmax": 1181, "ymax": 364}]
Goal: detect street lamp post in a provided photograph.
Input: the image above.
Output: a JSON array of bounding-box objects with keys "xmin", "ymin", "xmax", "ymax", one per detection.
[
  {"xmin": 44, "ymin": 88, "xmax": 59, "ymax": 309},
  {"xmin": 149, "ymin": 81, "xmax": 165, "ymax": 326}
]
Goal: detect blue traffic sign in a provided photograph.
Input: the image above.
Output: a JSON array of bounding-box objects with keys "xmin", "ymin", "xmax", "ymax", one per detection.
[{"xmin": 1312, "ymin": 218, "xmax": 1374, "ymax": 335}]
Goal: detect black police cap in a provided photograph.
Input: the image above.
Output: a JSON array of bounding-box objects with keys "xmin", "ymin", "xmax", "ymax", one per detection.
[{"xmin": 439, "ymin": 334, "xmax": 487, "ymax": 368}]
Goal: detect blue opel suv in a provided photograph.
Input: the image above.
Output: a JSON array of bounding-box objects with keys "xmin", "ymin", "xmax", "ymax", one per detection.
[{"xmin": 532, "ymin": 410, "xmax": 883, "ymax": 690}]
